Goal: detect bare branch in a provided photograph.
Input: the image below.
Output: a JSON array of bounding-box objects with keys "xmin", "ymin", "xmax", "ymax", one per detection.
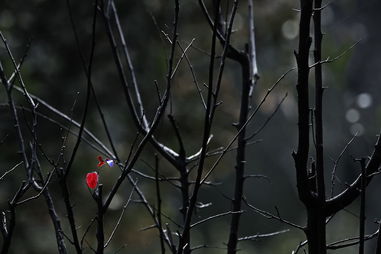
[
  {"xmin": 238, "ymin": 229, "xmax": 289, "ymax": 241},
  {"xmin": 0, "ymin": 161, "xmax": 23, "ymax": 181},
  {"xmin": 243, "ymin": 197, "xmax": 304, "ymax": 230},
  {"xmin": 191, "ymin": 210, "xmax": 243, "ymax": 229}
]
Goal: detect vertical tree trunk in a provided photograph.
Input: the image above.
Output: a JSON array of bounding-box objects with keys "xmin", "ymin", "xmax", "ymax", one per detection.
[
  {"xmin": 306, "ymin": 208, "xmax": 326, "ymax": 254},
  {"xmin": 227, "ymin": 56, "xmax": 251, "ymax": 254},
  {"xmin": 295, "ymin": 0, "xmax": 328, "ymax": 253}
]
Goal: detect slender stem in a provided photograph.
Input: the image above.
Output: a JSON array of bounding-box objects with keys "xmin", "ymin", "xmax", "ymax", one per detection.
[
  {"xmin": 1, "ymin": 205, "xmax": 15, "ymax": 254},
  {"xmin": 101, "ymin": 0, "xmax": 178, "ymax": 166},
  {"xmin": 102, "ymin": 0, "xmax": 180, "ymax": 213},
  {"xmin": 375, "ymin": 220, "xmax": 381, "ymax": 253},
  {"xmin": 293, "ymin": 0, "xmax": 313, "ymax": 204},
  {"xmin": 110, "ymin": 1, "xmax": 149, "ymax": 130},
  {"xmin": 61, "ymin": 180, "xmax": 82, "ymax": 253},
  {"xmin": 325, "ymin": 134, "xmax": 381, "ymax": 216},
  {"xmin": 314, "ymin": 0, "xmax": 325, "ymax": 205},
  {"xmin": 64, "ymin": 0, "xmax": 98, "ymax": 177},
  {"xmin": 155, "ymin": 155, "xmax": 166, "ymax": 254},
  {"xmin": 66, "ymin": 0, "xmax": 119, "ymax": 162},
  {"xmin": 176, "ymin": 2, "xmax": 220, "ymax": 252},
  {"xmin": 0, "ymin": 56, "xmax": 30, "ymax": 173},
  {"xmin": 95, "ymin": 185, "xmax": 105, "ymax": 254},
  {"xmin": 0, "ymin": 182, "xmax": 27, "ymax": 254},
  {"xmin": 42, "ymin": 187, "xmax": 67, "ymax": 254},
  {"xmin": 248, "ymin": 0, "xmax": 259, "ymax": 98},
  {"xmin": 227, "ymin": 51, "xmax": 251, "ymax": 254},
  {"xmin": 168, "ymin": 115, "xmax": 189, "ymax": 233},
  {"xmin": 359, "ymin": 158, "xmax": 366, "ymax": 254}
]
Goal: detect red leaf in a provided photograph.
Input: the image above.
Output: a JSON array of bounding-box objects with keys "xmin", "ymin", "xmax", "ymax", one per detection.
[
  {"xmin": 97, "ymin": 155, "xmax": 105, "ymax": 167},
  {"xmin": 86, "ymin": 172, "xmax": 98, "ymax": 189}
]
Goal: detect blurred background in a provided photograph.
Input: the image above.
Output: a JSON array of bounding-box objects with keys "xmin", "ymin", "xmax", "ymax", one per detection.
[{"xmin": 0, "ymin": 0, "xmax": 381, "ymax": 253}]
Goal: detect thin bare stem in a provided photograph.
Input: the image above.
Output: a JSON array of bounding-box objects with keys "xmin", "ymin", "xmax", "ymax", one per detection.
[
  {"xmin": 359, "ymin": 158, "xmax": 366, "ymax": 254},
  {"xmin": 330, "ymin": 133, "xmax": 358, "ymax": 197},
  {"xmin": 191, "ymin": 211, "xmax": 243, "ymax": 229},
  {"xmin": 154, "ymin": 155, "xmax": 166, "ymax": 254},
  {"xmin": 238, "ymin": 229, "xmax": 289, "ymax": 241},
  {"xmin": 243, "ymin": 197, "xmax": 304, "ymax": 230},
  {"xmin": 0, "ymin": 161, "xmax": 23, "ymax": 181}
]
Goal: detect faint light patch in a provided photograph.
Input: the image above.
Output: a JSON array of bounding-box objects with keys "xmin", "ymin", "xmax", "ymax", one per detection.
[
  {"xmin": 356, "ymin": 93, "xmax": 372, "ymax": 109},
  {"xmin": 18, "ymin": 12, "xmax": 34, "ymax": 30},
  {"xmin": 109, "ymin": 193, "xmax": 123, "ymax": 210},
  {"xmin": 345, "ymin": 108, "xmax": 360, "ymax": 123},
  {"xmin": 144, "ymin": 0, "xmax": 161, "ymax": 12},
  {"xmin": 282, "ymin": 20, "xmax": 298, "ymax": 40},
  {"xmin": 322, "ymin": 6, "xmax": 334, "ymax": 26},
  {"xmin": 259, "ymin": 92, "xmax": 277, "ymax": 113},
  {"xmin": 233, "ymin": 14, "xmax": 243, "ymax": 32},
  {"xmin": 0, "ymin": 10, "xmax": 15, "ymax": 29},
  {"xmin": 350, "ymin": 23, "xmax": 368, "ymax": 41},
  {"xmin": 259, "ymin": 91, "xmax": 287, "ymax": 115},
  {"xmin": 350, "ymin": 123, "xmax": 364, "ymax": 136},
  {"xmin": 281, "ymin": 94, "xmax": 297, "ymax": 119}
]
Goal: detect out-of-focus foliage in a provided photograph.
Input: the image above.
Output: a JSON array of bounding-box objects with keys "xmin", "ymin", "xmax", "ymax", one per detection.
[{"xmin": 1, "ymin": 0, "xmax": 381, "ymax": 253}]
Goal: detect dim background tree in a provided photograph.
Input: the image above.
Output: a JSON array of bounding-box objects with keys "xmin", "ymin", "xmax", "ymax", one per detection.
[{"xmin": 1, "ymin": 0, "xmax": 381, "ymax": 253}]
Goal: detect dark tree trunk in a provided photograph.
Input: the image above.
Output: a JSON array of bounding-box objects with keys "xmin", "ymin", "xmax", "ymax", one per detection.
[
  {"xmin": 306, "ymin": 208, "xmax": 326, "ymax": 254},
  {"xmin": 227, "ymin": 55, "xmax": 251, "ymax": 254}
]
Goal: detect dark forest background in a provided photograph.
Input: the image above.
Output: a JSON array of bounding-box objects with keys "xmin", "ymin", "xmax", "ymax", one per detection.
[{"xmin": 1, "ymin": 0, "xmax": 381, "ymax": 253}]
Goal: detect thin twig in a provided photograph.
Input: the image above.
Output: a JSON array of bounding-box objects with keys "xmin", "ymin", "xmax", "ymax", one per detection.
[
  {"xmin": 0, "ymin": 161, "xmax": 23, "ymax": 181},
  {"xmin": 190, "ymin": 210, "xmax": 243, "ymax": 228},
  {"xmin": 326, "ymin": 229, "xmax": 379, "ymax": 250},
  {"xmin": 309, "ymin": 40, "xmax": 361, "ymax": 69},
  {"xmin": 171, "ymin": 39, "xmax": 195, "ymax": 79},
  {"xmin": 16, "ymin": 169, "xmax": 55, "ymax": 205},
  {"xmin": 154, "ymin": 155, "xmax": 166, "ymax": 254},
  {"xmin": 243, "ymin": 197, "xmax": 304, "ymax": 230},
  {"xmin": 104, "ymin": 183, "xmax": 136, "ymax": 248},
  {"xmin": 245, "ymin": 93, "xmax": 288, "ymax": 141},
  {"xmin": 177, "ymin": 40, "xmax": 207, "ymax": 109},
  {"xmin": 238, "ymin": 229, "xmax": 289, "ymax": 241},
  {"xmin": 329, "ymin": 132, "xmax": 357, "ymax": 197},
  {"xmin": 201, "ymin": 68, "xmax": 295, "ymax": 183}
]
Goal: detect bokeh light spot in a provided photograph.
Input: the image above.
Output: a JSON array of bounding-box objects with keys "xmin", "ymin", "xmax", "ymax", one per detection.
[
  {"xmin": 282, "ymin": 20, "xmax": 298, "ymax": 40},
  {"xmin": 350, "ymin": 123, "xmax": 364, "ymax": 136},
  {"xmin": 345, "ymin": 108, "xmax": 360, "ymax": 123},
  {"xmin": 357, "ymin": 93, "xmax": 372, "ymax": 109}
]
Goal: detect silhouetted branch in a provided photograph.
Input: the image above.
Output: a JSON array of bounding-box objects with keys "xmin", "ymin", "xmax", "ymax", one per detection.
[
  {"xmin": 154, "ymin": 155, "xmax": 166, "ymax": 254},
  {"xmin": 376, "ymin": 220, "xmax": 381, "ymax": 253},
  {"xmin": 330, "ymin": 132, "xmax": 358, "ymax": 197},
  {"xmin": 201, "ymin": 68, "xmax": 294, "ymax": 183},
  {"xmin": 177, "ymin": 40, "xmax": 207, "ymax": 109},
  {"xmin": 326, "ymin": 133, "xmax": 381, "ymax": 216},
  {"xmin": 326, "ymin": 229, "xmax": 378, "ymax": 250},
  {"xmin": 64, "ymin": 0, "xmax": 98, "ymax": 178},
  {"xmin": 191, "ymin": 210, "xmax": 243, "ymax": 229},
  {"xmin": 101, "ymin": 0, "xmax": 179, "ymax": 166},
  {"xmin": 238, "ymin": 229, "xmax": 289, "ymax": 241},
  {"xmin": 359, "ymin": 158, "xmax": 366, "ymax": 254},
  {"xmin": 309, "ymin": 40, "xmax": 361, "ymax": 69},
  {"xmin": 243, "ymin": 197, "xmax": 303, "ymax": 230},
  {"xmin": 95, "ymin": 185, "xmax": 105, "ymax": 254},
  {"xmin": 0, "ymin": 162, "xmax": 23, "ymax": 181},
  {"xmin": 66, "ymin": 0, "xmax": 120, "ymax": 162}
]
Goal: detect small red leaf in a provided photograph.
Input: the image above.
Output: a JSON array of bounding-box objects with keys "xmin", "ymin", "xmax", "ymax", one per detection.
[
  {"xmin": 97, "ymin": 155, "xmax": 105, "ymax": 167},
  {"xmin": 86, "ymin": 172, "xmax": 98, "ymax": 189}
]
